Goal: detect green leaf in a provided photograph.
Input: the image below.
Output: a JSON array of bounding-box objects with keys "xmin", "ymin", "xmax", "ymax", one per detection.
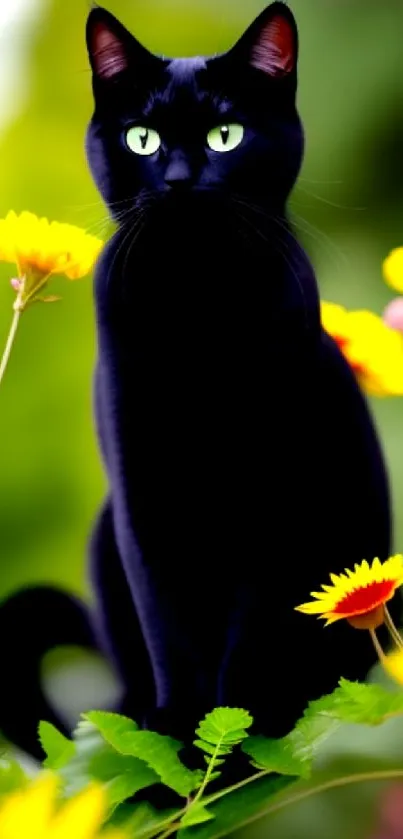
[
  {"xmin": 86, "ymin": 712, "xmax": 199, "ymax": 797},
  {"xmin": 207, "ymin": 771, "xmax": 222, "ymax": 782},
  {"xmin": 308, "ymin": 677, "xmax": 403, "ymax": 725},
  {"xmin": 38, "ymin": 721, "xmax": 75, "ymax": 770},
  {"xmin": 242, "ymin": 735, "xmax": 310, "ymax": 779},
  {"xmin": 60, "ymin": 720, "xmax": 108, "ymax": 796},
  {"xmin": 89, "ymin": 749, "xmax": 160, "ymax": 806},
  {"xmin": 57, "ymin": 718, "xmax": 159, "ymax": 806},
  {"xmin": 0, "ymin": 758, "xmax": 27, "ymax": 796},
  {"xmin": 178, "ymin": 775, "xmax": 294, "ymax": 839},
  {"xmin": 180, "ymin": 804, "xmax": 215, "ymax": 828},
  {"xmin": 194, "ymin": 741, "xmax": 231, "ymax": 757},
  {"xmin": 196, "ymin": 708, "xmax": 253, "ymax": 750},
  {"xmin": 110, "ymin": 801, "xmax": 180, "ymax": 838},
  {"xmin": 85, "ymin": 711, "xmax": 139, "ymax": 740},
  {"xmin": 244, "ymin": 679, "xmax": 403, "ymax": 780},
  {"xmin": 203, "ymin": 757, "xmax": 225, "ymax": 767}
]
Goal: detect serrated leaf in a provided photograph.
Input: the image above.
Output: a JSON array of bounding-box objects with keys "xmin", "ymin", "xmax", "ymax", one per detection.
[
  {"xmin": 207, "ymin": 771, "xmax": 222, "ymax": 782},
  {"xmin": 0, "ymin": 758, "xmax": 27, "ymax": 796},
  {"xmin": 203, "ymin": 756, "xmax": 225, "ymax": 767},
  {"xmin": 196, "ymin": 708, "xmax": 253, "ymax": 749},
  {"xmin": 85, "ymin": 710, "xmax": 139, "ymax": 740},
  {"xmin": 38, "ymin": 721, "xmax": 76, "ymax": 770},
  {"xmin": 244, "ymin": 679, "xmax": 403, "ymax": 780},
  {"xmin": 87, "ymin": 714, "xmax": 199, "ymax": 797},
  {"xmin": 89, "ymin": 749, "xmax": 159, "ymax": 806},
  {"xmin": 118, "ymin": 732, "xmax": 201, "ymax": 797},
  {"xmin": 180, "ymin": 804, "xmax": 215, "ymax": 828},
  {"xmin": 310, "ymin": 677, "xmax": 403, "ymax": 725},
  {"xmin": 58, "ymin": 717, "xmax": 159, "ymax": 806},
  {"xmin": 242, "ymin": 735, "xmax": 309, "ymax": 779},
  {"xmin": 194, "ymin": 741, "xmax": 231, "ymax": 757}
]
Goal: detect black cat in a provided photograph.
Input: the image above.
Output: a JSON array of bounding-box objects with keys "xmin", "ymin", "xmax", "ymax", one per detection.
[{"xmin": 0, "ymin": 2, "xmax": 393, "ymax": 759}]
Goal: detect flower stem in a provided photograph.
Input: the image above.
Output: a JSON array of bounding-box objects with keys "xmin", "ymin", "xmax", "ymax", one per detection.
[
  {"xmin": 0, "ymin": 309, "xmax": 21, "ymax": 386},
  {"xmin": 384, "ymin": 606, "xmax": 403, "ymax": 650},
  {"xmin": 370, "ymin": 627, "xmax": 387, "ymax": 663},
  {"xmin": 157, "ymin": 827, "xmax": 180, "ymax": 839},
  {"xmin": 229, "ymin": 768, "xmax": 403, "ymax": 833}
]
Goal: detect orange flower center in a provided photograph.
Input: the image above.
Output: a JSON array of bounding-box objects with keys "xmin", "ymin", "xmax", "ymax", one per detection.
[
  {"xmin": 333, "ymin": 334, "xmax": 366, "ymax": 376},
  {"xmin": 333, "ymin": 578, "xmax": 396, "ymax": 617},
  {"xmin": 333, "ymin": 334, "xmax": 349, "ymax": 350}
]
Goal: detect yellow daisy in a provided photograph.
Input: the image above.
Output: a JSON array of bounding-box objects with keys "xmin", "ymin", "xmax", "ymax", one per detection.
[
  {"xmin": 0, "ymin": 210, "xmax": 103, "ymax": 312},
  {"xmin": 0, "ymin": 773, "xmax": 124, "ymax": 839},
  {"xmin": 383, "ymin": 247, "xmax": 403, "ymax": 294},
  {"xmin": 295, "ymin": 555, "xmax": 403, "ymax": 629},
  {"xmin": 321, "ymin": 301, "xmax": 403, "ymax": 396}
]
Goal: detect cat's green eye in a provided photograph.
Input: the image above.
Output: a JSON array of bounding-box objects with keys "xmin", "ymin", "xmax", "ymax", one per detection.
[
  {"xmin": 126, "ymin": 126, "xmax": 161, "ymax": 156},
  {"xmin": 207, "ymin": 123, "xmax": 244, "ymax": 153}
]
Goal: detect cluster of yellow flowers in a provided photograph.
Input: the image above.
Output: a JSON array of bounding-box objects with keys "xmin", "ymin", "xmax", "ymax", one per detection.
[
  {"xmin": 0, "ymin": 210, "xmax": 103, "ymax": 313},
  {"xmin": 0, "ymin": 774, "xmax": 123, "ymax": 839},
  {"xmin": 320, "ymin": 245, "xmax": 403, "ymax": 397},
  {"xmin": 321, "ymin": 302, "xmax": 403, "ymax": 396}
]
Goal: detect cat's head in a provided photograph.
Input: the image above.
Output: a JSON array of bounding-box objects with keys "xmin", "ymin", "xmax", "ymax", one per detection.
[{"xmin": 85, "ymin": 3, "xmax": 303, "ymax": 222}]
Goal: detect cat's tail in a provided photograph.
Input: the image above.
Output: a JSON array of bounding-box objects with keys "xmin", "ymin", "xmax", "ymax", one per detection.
[{"xmin": 0, "ymin": 586, "xmax": 96, "ymax": 759}]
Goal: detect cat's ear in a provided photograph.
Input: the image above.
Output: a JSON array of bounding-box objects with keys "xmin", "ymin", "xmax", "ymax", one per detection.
[
  {"xmin": 86, "ymin": 6, "xmax": 162, "ymax": 82},
  {"xmin": 229, "ymin": 2, "xmax": 298, "ymax": 79}
]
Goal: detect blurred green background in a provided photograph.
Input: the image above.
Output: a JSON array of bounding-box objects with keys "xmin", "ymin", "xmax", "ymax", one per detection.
[{"xmin": 1, "ymin": 0, "xmax": 403, "ymax": 835}]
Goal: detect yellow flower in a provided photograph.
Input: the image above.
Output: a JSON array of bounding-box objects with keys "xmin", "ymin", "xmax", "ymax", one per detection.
[
  {"xmin": 0, "ymin": 210, "xmax": 103, "ymax": 311},
  {"xmin": 0, "ymin": 773, "xmax": 124, "ymax": 839},
  {"xmin": 295, "ymin": 555, "xmax": 403, "ymax": 629},
  {"xmin": 383, "ymin": 247, "xmax": 403, "ymax": 293},
  {"xmin": 384, "ymin": 649, "xmax": 403, "ymax": 686},
  {"xmin": 321, "ymin": 301, "xmax": 403, "ymax": 396}
]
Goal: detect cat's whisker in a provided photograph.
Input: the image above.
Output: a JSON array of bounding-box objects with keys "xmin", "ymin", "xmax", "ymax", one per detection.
[
  {"xmin": 121, "ymin": 215, "xmax": 147, "ymax": 289},
  {"xmin": 230, "ymin": 192, "xmax": 348, "ymax": 277},
  {"xmin": 297, "ymin": 177, "xmax": 344, "ymax": 186},
  {"xmin": 105, "ymin": 209, "xmax": 146, "ymax": 295},
  {"xmin": 288, "ymin": 210, "xmax": 350, "ymax": 274},
  {"xmin": 230, "ymin": 197, "xmax": 310, "ymax": 334},
  {"xmin": 293, "ymin": 183, "xmax": 366, "ymax": 212}
]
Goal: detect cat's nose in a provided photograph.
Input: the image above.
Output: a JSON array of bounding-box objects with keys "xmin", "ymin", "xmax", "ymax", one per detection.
[{"xmin": 165, "ymin": 157, "xmax": 193, "ymax": 190}]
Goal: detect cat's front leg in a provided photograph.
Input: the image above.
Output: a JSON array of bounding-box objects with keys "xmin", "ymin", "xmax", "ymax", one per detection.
[{"xmin": 89, "ymin": 498, "xmax": 155, "ymax": 721}]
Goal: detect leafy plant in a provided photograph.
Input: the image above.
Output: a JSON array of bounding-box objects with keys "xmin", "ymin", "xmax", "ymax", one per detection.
[{"xmin": 27, "ymin": 678, "xmax": 403, "ymax": 838}]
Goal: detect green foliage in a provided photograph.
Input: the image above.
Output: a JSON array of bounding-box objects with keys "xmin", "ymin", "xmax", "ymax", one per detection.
[
  {"xmin": 308, "ymin": 677, "xmax": 403, "ymax": 725},
  {"xmin": 195, "ymin": 707, "xmax": 253, "ymax": 757},
  {"xmin": 243, "ymin": 678, "xmax": 403, "ymax": 781},
  {"xmin": 180, "ymin": 776, "xmax": 296, "ymax": 839},
  {"xmin": 38, "ymin": 721, "xmax": 75, "ymax": 770},
  {"xmin": 42, "ymin": 718, "xmax": 160, "ymax": 807},
  {"xmin": 109, "ymin": 801, "xmax": 179, "ymax": 837},
  {"xmin": 86, "ymin": 711, "xmax": 201, "ymax": 797},
  {"xmin": 189, "ymin": 706, "xmax": 254, "ymax": 817},
  {"xmin": 243, "ymin": 735, "xmax": 310, "ymax": 779},
  {"xmin": 31, "ymin": 680, "xmax": 403, "ymax": 838},
  {"xmin": 180, "ymin": 803, "xmax": 215, "ymax": 828},
  {"xmin": 0, "ymin": 757, "xmax": 27, "ymax": 796},
  {"xmin": 85, "ymin": 710, "xmax": 139, "ymax": 740}
]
